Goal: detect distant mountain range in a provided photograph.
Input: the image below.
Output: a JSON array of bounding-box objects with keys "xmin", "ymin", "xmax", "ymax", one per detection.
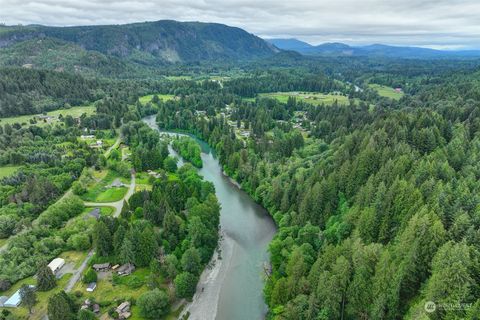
[
  {"xmin": 266, "ymin": 38, "xmax": 480, "ymax": 59},
  {"xmin": 0, "ymin": 20, "xmax": 279, "ymax": 76}
]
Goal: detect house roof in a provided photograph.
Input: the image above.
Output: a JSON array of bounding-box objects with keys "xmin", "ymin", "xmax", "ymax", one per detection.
[
  {"xmin": 89, "ymin": 208, "xmax": 101, "ymax": 219},
  {"xmin": 87, "ymin": 282, "xmax": 97, "ymax": 290},
  {"xmin": 117, "ymin": 301, "xmax": 130, "ymax": 312},
  {"xmin": 117, "ymin": 263, "xmax": 135, "ymax": 273},
  {"xmin": 3, "ymin": 285, "xmax": 35, "ymax": 307},
  {"xmin": 48, "ymin": 258, "xmax": 65, "ymax": 272},
  {"xmin": 93, "ymin": 263, "xmax": 110, "ymax": 269}
]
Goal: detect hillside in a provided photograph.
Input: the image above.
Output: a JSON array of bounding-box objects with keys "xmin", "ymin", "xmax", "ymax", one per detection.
[{"xmin": 0, "ymin": 20, "xmax": 278, "ymax": 71}]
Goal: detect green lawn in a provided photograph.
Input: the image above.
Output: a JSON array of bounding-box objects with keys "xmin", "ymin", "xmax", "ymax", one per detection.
[
  {"xmin": 139, "ymin": 94, "xmax": 176, "ymax": 105},
  {"xmin": 256, "ymin": 92, "xmax": 352, "ymax": 106},
  {"xmin": 0, "ymin": 274, "xmax": 73, "ymax": 320},
  {"xmin": 0, "ymin": 165, "xmax": 21, "ymax": 178},
  {"xmin": 95, "ymin": 187, "xmax": 128, "ymax": 202},
  {"xmin": 369, "ymin": 84, "xmax": 404, "ymax": 100},
  {"xmin": 81, "ymin": 170, "xmax": 129, "ymax": 202},
  {"xmin": 0, "ymin": 105, "xmax": 95, "ymax": 127}
]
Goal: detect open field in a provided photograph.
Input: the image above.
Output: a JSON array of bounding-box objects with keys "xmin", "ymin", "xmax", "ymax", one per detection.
[
  {"xmin": 369, "ymin": 84, "xmax": 404, "ymax": 100},
  {"xmin": 139, "ymin": 94, "xmax": 176, "ymax": 105},
  {"xmin": 81, "ymin": 170, "xmax": 129, "ymax": 202},
  {"xmin": 254, "ymin": 92, "xmax": 352, "ymax": 106},
  {"xmin": 164, "ymin": 75, "xmax": 192, "ymax": 81},
  {"xmin": 0, "ymin": 165, "xmax": 21, "ymax": 178},
  {"xmin": 0, "ymin": 105, "xmax": 95, "ymax": 127}
]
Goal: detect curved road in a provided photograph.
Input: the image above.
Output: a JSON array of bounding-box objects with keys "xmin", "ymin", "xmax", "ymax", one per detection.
[{"xmin": 84, "ymin": 172, "xmax": 136, "ymax": 217}]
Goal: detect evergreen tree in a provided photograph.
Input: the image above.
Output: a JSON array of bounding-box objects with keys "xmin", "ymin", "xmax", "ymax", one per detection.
[
  {"xmin": 36, "ymin": 262, "xmax": 56, "ymax": 291},
  {"xmin": 19, "ymin": 284, "xmax": 36, "ymax": 314}
]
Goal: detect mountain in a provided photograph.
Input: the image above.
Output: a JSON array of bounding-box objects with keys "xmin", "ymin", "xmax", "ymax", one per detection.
[
  {"xmin": 266, "ymin": 38, "xmax": 480, "ymax": 59},
  {"xmin": 266, "ymin": 38, "xmax": 312, "ymax": 51},
  {"xmin": 0, "ymin": 20, "xmax": 279, "ymax": 73}
]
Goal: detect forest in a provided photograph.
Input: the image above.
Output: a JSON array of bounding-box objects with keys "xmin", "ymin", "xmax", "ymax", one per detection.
[
  {"xmin": 143, "ymin": 64, "xmax": 480, "ymax": 319},
  {"xmin": 1, "ymin": 54, "xmax": 480, "ymax": 320}
]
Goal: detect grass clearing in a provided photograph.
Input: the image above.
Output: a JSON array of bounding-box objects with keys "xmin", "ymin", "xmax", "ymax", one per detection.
[
  {"xmin": 0, "ymin": 105, "xmax": 95, "ymax": 127},
  {"xmin": 369, "ymin": 84, "xmax": 404, "ymax": 100},
  {"xmin": 164, "ymin": 75, "xmax": 192, "ymax": 81},
  {"xmin": 95, "ymin": 187, "xmax": 127, "ymax": 202},
  {"xmin": 59, "ymin": 251, "xmax": 88, "ymax": 269},
  {"xmin": 257, "ymin": 92, "xmax": 352, "ymax": 106},
  {"xmin": 0, "ymin": 165, "xmax": 21, "ymax": 178},
  {"xmin": 139, "ymin": 94, "xmax": 176, "ymax": 105},
  {"xmin": 81, "ymin": 170, "xmax": 129, "ymax": 202}
]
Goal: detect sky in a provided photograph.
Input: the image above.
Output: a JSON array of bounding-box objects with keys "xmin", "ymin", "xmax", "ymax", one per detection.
[{"xmin": 1, "ymin": 0, "xmax": 480, "ymax": 50}]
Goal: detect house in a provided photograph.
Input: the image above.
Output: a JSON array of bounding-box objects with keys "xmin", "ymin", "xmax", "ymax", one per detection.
[
  {"xmin": 92, "ymin": 263, "xmax": 110, "ymax": 272},
  {"xmin": 116, "ymin": 301, "xmax": 131, "ymax": 319},
  {"xmin": 81, "ymin": 299, "xmax": 100, "ymax": 313},
  {"xmin": 88, "ymin": 207, "xmax": 101, "ymax": 219},
  {"xmin": 48, "ymin": 258, "xmax": 65, "ymax": 274},
  {"xmin": 117, "ymin": 263, "xmax": 135, "ymax": 276},
  {"xmin": 3, "ymin": 290, "xmax": 22, "ymax": 308},
  {"xmin": 86, "ymin": 282, "xmax": 97, "ymax": 292},
  {"xmin": 110, "ymin": 179, "xmax": 125, "ymax": 188},
  {"xmin": 3, "ymin": 285, "xmax": 35, "ymax": 308},
  {"xmin": 395, "ymin": 88, "xmax": 403, "ymax": 93}
]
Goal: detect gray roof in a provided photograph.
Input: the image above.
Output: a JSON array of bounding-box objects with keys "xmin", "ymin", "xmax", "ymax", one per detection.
[
  {"xmin": 0, "ymin": 296, "xmax": 8, "ymax": 307},
  {"xmin": 89, "ymin": 208, "xmax": 101, "ymax": 219}
]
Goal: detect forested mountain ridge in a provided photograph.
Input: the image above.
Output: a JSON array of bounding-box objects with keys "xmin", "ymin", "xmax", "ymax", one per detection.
[
  {"xmin": 0, "ymin": 20, "xmax": 279, "ymax": 68},
  {"xmin": 267, "ymin": 38, "xmax": 480, "ymax": 59}
]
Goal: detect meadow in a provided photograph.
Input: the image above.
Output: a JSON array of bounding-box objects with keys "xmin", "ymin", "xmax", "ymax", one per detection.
[
  {"xmin": 0, "ymin": 165, "xmax": 21, "ymax": 178},
  {"xmin": 369, "ymin": 83, "xmax": 405, "ymax": 100},
  {"xmin": 254, "ymin": 92, "xmax": 352, "ymax": 106},
  {"xmin": 0, "ymin": 105, "xmax": 95, "ymax": 127},
  {"xmin": 138, "ymin": 94, "xmax": 176, "ymax": 105}
]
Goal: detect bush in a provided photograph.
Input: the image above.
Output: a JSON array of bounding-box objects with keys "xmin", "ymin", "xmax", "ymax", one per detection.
[
  {"xmin": 82, "ymin": 268, "xmax": 97, "ymax": 284},
  {"xmin": 0, "ymin": 277, "xmax": 12, "ymax": 291}
]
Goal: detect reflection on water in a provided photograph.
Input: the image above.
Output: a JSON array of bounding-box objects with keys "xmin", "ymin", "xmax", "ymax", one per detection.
[{"xmin": 143, "ymin": 116, "xmax": 277, "ymax": 320}]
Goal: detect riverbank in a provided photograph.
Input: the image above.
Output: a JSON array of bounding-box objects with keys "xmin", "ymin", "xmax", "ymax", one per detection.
[{"xmin": 178, "ymin": 230, "xmax": 234, "ymax": 320}]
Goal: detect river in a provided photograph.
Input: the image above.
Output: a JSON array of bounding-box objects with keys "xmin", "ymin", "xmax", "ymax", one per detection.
[{"xmin": 143, "ymin": 116, "xmax": 277, "ymax": 320}]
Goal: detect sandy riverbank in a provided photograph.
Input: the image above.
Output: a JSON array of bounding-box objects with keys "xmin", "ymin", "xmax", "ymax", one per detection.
[{"xmin": 178, "ymin": 230, "xmax": 235, "ymax": 320}]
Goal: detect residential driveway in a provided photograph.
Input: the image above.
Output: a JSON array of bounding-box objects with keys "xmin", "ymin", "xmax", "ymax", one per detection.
[
  {"xmin": 84, "ymin": 173, "xmax": 136, "ymax": 217},
  {"xmin": 64, "ymin": 250, "xmax": 94, "ymax": 292}
]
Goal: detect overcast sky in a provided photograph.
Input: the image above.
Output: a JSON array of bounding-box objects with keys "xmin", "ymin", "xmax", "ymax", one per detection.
[{"xmin": 1, "ymin": 0, "xmax": 480, "ymax": 49}]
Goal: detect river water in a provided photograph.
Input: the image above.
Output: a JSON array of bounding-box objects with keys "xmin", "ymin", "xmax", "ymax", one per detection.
[{"xmin": 143, "ymin": 116, "xmax": 277, "ymax": 320}]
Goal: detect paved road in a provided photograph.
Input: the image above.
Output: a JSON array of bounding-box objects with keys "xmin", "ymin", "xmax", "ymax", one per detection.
[{"xmin": 64, "ymin": 250, "xmax": 94, "ymax": 292}]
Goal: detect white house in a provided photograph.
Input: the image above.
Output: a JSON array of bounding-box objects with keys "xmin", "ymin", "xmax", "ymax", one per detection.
[{"xmin": 48, "ymin": 258, "xmax": 65, "ymax": 274}]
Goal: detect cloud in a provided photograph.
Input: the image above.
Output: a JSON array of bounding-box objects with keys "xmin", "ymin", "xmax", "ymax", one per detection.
[{"xmin": 1, "ymin": 0, "xmax": 479, "ymax": 49}]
